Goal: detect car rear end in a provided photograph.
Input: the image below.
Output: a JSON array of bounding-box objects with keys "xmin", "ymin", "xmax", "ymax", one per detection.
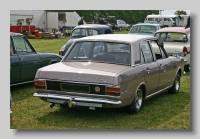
[{"xmin": 33, "ymin": 62, "xmax": 130, "ymax": 110}]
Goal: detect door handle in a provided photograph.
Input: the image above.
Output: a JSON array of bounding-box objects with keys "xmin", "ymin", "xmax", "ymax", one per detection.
[
  {"xmin": 160, "ymin": 64, "xmax": 163, "ymax": 70},
  {"xmin": 146, "ymin": 68, "xmax": 150, "ymax": 74}
]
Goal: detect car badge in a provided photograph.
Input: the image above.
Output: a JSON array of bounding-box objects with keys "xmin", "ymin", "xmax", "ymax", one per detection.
[{"xmin": 95, "ymin": 86, "xmax": 100, "ymax": 93}]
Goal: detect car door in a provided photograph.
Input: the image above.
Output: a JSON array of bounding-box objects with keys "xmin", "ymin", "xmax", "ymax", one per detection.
[
  {"xmin": 10, "ymin": 37, "xmax": 21, "ymax": 84},
  {"xmin": 140, "ymin": 40, "xmax": 160, "ymax": 96},
  {"xmin": 12, "ymin": 35, "xmax": 41, "ymax": 82},
  {"xmin": 149, "ymin": 40, "xmax": 174, "ymax": 90}
]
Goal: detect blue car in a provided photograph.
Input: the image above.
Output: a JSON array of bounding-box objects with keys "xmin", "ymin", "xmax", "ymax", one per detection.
[
  {"xmin": 129, "ymin": 23, "xmax": 164, "ymax": 36},
  {"xmin": 59, "ymin": 24, "xmax": 113, "ymax": 56}
]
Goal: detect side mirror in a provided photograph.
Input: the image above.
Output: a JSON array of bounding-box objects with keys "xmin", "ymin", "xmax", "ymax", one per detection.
[
  {"xmin": 10, "ymin": 50, "xmax": 13, "ymax": 56},
  {"xmin": 158, "ymin": 42, "xmax": 164, "ymax": 47}
]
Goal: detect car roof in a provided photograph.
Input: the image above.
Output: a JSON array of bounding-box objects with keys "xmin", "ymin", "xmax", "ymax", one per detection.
[
  {"xmin": 76, "ymin": 34, "xmax": 157, "ymax": 43},
  {"xmin": 147, "ymin": 15, "xmax": 178, "ymax": 18},
  {"xmin": 10, "ymin": 32, "xmax": 23, "ymax": 36},
  {"xmin": 74, "ymin": 24, "xmax": 112, "ymax": 29},
  {"xmin": 133, "ymin": 23, "xmax": 162, "ymax": 26},
  {"xmin": 155, "ymin": 27, "xmax": 190, "ymax": 34}
]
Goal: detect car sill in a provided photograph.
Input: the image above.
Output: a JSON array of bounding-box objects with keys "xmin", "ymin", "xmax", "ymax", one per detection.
[{"xmin": 146, "ymin": 85, "xmax": 172, "ymax": 99}]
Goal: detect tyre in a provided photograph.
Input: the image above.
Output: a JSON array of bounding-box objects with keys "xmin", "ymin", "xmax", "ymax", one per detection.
[
  {"xmin": 184, "ymin": 64, "xmax": 190, "ymax": 72},
  {"xmin": 119, "ymin": 27, "xmax": 122, "ymax": 31},
  {"xmin": 126, "ymin": 87, "xmax": 143, "ymax": 114},
  {"xmin": 168, "ymin": 72, "xmax": 180, "ymax": 94}
]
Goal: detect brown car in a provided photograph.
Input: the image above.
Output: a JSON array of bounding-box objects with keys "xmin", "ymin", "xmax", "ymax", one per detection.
[{"xmin": 33, "ymin": 34, "xmax": 185, "ymax": 114}]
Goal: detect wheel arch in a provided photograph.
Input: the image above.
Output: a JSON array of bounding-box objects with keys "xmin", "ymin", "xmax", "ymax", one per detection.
[
  {"xmin": 134, "ymin": 82, "xmax": 147, "ymax": 101},
  {"xmin": 49, "ymin": 60, "xmax": 59, "ymax": 65}
]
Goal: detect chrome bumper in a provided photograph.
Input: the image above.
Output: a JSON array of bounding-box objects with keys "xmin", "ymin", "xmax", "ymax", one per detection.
[{"xmin": 33, "ymin": 93, "xmax": 122, "ymax": 107}]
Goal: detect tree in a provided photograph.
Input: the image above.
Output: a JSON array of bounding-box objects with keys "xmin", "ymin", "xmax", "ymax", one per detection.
[
  {"xmin": 75, "ymin": 10, "xmax": 159, "ymax": 24},
  {"xmin": 174, "ymin": 10, "xmax": 187, "ymax": 15}
]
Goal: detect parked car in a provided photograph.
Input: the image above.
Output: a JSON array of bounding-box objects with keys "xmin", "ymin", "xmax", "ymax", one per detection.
[
  {"xmin": 154, "ymin": 27, "xmax": 190, "ymax": 72},
  {"xmin": 113, "ymin": 19, "xmax": 130, "ymax": 31},
  {"xmin": 59, "ymin": 24, "xmax": 113, "ymax": 56},
  {"xmin": 33, "ymin": 34, "xmax": 185, "ymax": 114},
  {"xmin": 129, "ymin": 23, "xmax": 164, "ymax": 36},
  {"xmin": 10, "ymin": 32, "xmax": 62, "ymax": 86}
]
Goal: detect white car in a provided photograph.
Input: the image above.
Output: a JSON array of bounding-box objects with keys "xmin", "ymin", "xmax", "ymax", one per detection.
[{"xmin": 154, "ymin": 27, "xmax": 190, "ymax": 72}]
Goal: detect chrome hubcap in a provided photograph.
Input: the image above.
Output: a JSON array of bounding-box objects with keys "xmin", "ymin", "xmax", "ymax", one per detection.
[
  {"xmin": 135, "ymin": 89, "xmax": 142, "ymax": 109},
  {"xmin": 175, "ymin": 80, "xmax": 180, "ymax": 91}
]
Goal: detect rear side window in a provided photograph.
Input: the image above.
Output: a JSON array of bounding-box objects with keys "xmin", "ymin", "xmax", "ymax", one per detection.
[
  {"xmin": 147, "ymin": 18, "xmax": 154, "ymax": 21},
  {"xmin": 140, "ymin": 41, "xmax": 154, "ymax": 63}
]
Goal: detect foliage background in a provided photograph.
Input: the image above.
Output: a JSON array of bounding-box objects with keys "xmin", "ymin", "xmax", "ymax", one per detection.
[{"xmin": 75, "ymin": 10, "xmax": 159, "ymax": 24}]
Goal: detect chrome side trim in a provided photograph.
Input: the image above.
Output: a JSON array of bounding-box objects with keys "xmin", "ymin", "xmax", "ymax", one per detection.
[
  {"xmin": 10, "ymin": 81, "xmax": 33, "ymax": 86},
  {"xmin": 33, "ymin": 93, "xmax": 122, "ymax": 105},
  {"xmin": 146, "ymin": 85, "xmax": 172, "ymax": 99}
]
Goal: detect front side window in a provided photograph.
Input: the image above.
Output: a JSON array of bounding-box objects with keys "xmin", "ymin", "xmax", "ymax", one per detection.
[
  {"xmin": 64, "ymin": 41, "xmax": 131, "ymax": 65},
  {"xmin": 13, "ymin": 36, "xmax": 34, "ymax": 54}
]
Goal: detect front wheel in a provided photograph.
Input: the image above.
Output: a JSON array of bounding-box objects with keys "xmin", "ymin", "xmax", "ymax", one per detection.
[
  {"xmin": 168, "ymin": 72, "xmax": 180, "ymax": 94},
  {"xmin": 126, "ymin": 87, "xmax": 143, "ymax": 114}
]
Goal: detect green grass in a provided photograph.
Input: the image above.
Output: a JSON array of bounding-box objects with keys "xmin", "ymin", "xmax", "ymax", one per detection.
[{"xmin": 10, "ymin": 29, "xmax": 190, "ymax": 129}]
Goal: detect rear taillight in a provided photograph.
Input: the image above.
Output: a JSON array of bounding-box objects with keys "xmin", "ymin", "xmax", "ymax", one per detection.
[
  {"xmin": 34, "ymin": 80, "xmax": 46, "ymax": 89},
  {"xmin": 106, "ymin": 86, "xmax": 120, "ymax": 96},
  {"xmin": 183, "ymin": 47, "xmax": 190, "ymax": 55}
]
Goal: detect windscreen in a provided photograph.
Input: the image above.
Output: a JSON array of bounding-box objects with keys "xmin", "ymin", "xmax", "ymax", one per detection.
[{"xmin": 155, "ymin": 32, "xmax": 189, "ymax": 43}]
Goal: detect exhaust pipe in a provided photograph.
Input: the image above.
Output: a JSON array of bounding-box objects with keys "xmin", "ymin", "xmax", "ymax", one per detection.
[
  {"xmin": 68, "ymin": 100, "xmax": 76, "ymax": 108},
  {"xmin": 50, "ymin": 103, "xmax": 55, "ymax": 108}
]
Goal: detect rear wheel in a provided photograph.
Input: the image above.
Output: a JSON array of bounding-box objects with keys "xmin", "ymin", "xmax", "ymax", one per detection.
[
  {"xmin": 126, "ymin": 87, "xmax": 143, "ymax": 114},
  {"xmin": 168, "ymin": 72, "xmax": 180, "ymax": 94}
]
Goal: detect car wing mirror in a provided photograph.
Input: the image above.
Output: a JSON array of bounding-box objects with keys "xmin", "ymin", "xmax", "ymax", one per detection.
[
  {"xmin": 10, "ymin": 50, "xmax": 13, "ymax": 56},
  {"xmin": 158, "ymin": 42, "xmax": 164, "ymax": 47}
]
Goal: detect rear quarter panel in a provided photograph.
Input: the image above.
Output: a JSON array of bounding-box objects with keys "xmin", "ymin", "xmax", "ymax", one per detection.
[{"xmin": 116, "ymin": 65, "xmax": 146, "ymax": 107}]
